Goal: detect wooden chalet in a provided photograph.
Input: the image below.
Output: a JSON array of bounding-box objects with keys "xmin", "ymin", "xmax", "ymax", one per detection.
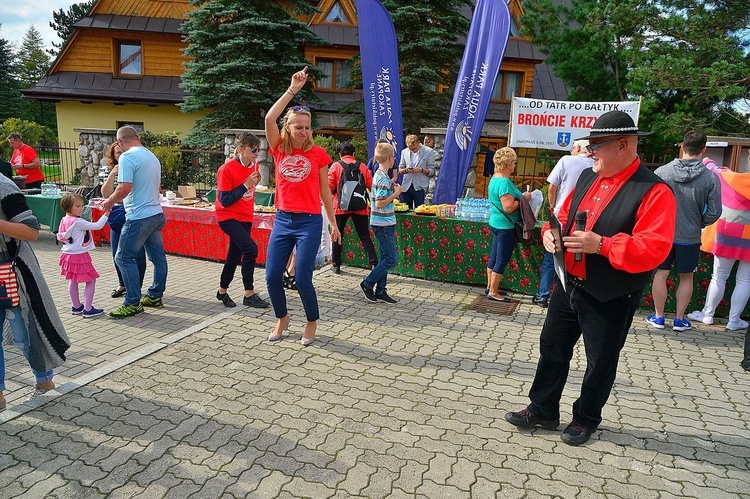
[{"xmin": 25, "ymin": 0, "xmax": 568, "ymax": 189}]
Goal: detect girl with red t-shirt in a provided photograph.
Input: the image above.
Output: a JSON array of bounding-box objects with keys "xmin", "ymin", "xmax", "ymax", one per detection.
[
  {"xmin": 215, "ymin": 132, "xmax": 270, "ymax": 310},
  {"xmin": 264, "ymin": 67, "xmax": 341, "ymax": 346}
]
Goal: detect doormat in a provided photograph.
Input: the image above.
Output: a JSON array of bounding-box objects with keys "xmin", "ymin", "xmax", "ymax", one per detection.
[{"xmin": 470, "ymin": 295, "xmax": 520, "ymax": 315}]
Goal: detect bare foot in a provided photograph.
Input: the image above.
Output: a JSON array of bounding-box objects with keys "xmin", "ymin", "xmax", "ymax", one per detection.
[{"xmin": 269, "ymin": 315, "xmax": 290, "ymax": 341}]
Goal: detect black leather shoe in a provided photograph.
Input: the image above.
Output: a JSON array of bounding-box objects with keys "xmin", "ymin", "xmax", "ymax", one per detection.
[
  {"xmin": 560, "ymin": 421, "xmax": 594, "ymax": 446},
  {"xmin": 332, "ymin": 265, "xmax": 341, "ymax": 274},
  {"xmin": 532, "ymin": 295, "xmax": 549, "ymax": 308},
  {"xmin": 244, "ymin": 293, "xmax": 270, "ymax": 308},
  {"xmin": 504, "ymin": 408, "xmax": 559, "ymax": 430},
  {"xmin": 216, "ymin": 291, "xmax": 236, "ymax": 308},
  {"xmin": 111, "ymin": 287, "xmax": 126, "ymax": 298}
]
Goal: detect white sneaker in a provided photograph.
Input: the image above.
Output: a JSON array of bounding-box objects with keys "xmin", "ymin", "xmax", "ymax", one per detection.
[
  {"xmin": 687, "ymin": 311, "xmax": 714, "ymax": 325},
  {"xmin": 726, "ymin": 319, "xmax": 749, "ymax": 331}
]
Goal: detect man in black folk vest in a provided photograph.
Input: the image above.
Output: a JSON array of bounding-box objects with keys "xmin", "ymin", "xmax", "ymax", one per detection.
[{"xmin": 505, "ymin": 111, "xmax": 677, "ymax": 446}]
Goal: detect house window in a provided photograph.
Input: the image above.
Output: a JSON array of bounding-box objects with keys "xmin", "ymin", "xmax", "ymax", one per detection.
[
  {"xmin": 117, "ymin": 40, "xmax": 142, "ymax": 76},
  {"xmin": 315, "ymin": 58, "xmax": 352, "ymax": 91},
  {"xmin": 510, "ymin": 18, "xmax": 522, "ymax": 37},
  {"xmin": 491, "ymin": 71, "xmax": 523, "ymax": 102},
  {"xmin": 116, "ymin": 122, "xmax": 144, "ymax": 133},
  {"xmin": 324, "ymin": 2, "xmax": 350, "ymax": 23}
]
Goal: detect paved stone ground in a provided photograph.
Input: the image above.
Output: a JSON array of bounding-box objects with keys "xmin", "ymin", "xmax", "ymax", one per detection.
[{"xmin": 1, "ymin": 230, "xmax": 749, "ymax": 498}]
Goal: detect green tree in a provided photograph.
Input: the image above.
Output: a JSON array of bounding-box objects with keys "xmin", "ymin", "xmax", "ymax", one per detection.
[
  {"xmin": 0, "ymin": 25, "xmax": 22, "ymax": 123},
  {"xmin": 0, "ymin": 118, "xmax": 57, "ymax": 158},
  {"xmin": 180, "ymin": 0, "xmax": 328, "ymax": 147},
  {"xmin": 520, "ymin": 0, "xmax": 750, "ymax": 154},
  {"xmin": 343, "ymin": 1, "xmax": 472, "ymax": 135},
  {"xmin": 16, "ymin": 26, "xmax": 56, "ymax": 131},
  {"xmin": 48, "ymin": 1, "xmax": 94, "ymax": 55}
]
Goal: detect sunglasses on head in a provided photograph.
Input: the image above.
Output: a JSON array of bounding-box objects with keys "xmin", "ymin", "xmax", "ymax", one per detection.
[{"xmin": 292, "ymin": 106, "xmax": 310, "ymax": 113}]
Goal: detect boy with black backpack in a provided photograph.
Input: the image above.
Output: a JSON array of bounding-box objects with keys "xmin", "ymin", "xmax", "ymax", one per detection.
[{"xmin": 327, "ymin": 141, "xmax": 378, "ymax": 274}]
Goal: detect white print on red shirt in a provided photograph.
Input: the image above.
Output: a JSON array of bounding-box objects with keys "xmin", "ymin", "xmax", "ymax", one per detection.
[{"xmin": 278, "ymin": 154, "xmax": 312, "ymax": 183}]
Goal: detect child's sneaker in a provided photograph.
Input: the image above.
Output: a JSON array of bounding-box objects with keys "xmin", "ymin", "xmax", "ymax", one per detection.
[
  {"xmin": 83, "ymin": 307, "xmax": 104, "ymax": 318},
  {"xmin": 673, "ymin": 317, "xmax": 692, "ymax": 332},
  {"xmin": 140, "ymin": 296, "xmax": 163, "ymax": 308},
  {"xmin": 687, "ymin": 310, "xmax": 714, "ymax": 325},
  {"xmin": 71, "ymin": 305, "xmax": 84, "ymax": 315},
  {"xmin": 646, "ymin": 314, "xmax": 665, "ymax": 329}
]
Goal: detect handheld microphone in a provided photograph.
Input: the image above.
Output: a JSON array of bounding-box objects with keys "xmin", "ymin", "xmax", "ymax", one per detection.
[{"xmin": 574, "ymin": 211, "xmax": 587, "ymax": 262}]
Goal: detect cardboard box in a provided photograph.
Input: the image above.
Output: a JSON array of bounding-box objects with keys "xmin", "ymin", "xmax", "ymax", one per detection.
[{"xmin": 178, "ymin": 185, "xmax": 197, "ymax": 199}]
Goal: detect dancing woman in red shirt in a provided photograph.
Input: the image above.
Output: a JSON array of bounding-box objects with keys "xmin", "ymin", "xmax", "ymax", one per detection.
[{"xmin": 264, "ymin": 67, "xmax": 341, "ymax": 346}]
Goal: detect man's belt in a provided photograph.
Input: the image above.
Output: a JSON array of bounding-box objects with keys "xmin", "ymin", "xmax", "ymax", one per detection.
[{"xmin": 567, "ymin": 275, "xmax": 586, "ymax": 289}]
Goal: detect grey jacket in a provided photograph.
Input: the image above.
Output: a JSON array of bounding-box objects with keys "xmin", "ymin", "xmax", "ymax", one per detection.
[
  {"xmin": 398, "ymin": 145, "xmax": 435, "ymax": 192},
  {"xmin": 654, "ymin": 158, "xmax": 722, "ymax": 244}
]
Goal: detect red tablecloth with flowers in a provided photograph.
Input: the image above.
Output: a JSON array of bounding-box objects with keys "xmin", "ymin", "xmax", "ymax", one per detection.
[
  {"xmin": 91, "ymin": 205, "xmax": 274, "ymax": 264},
  {"xmin": 341, "ymin": 213, "xmax": 742, "ymax": 316}
]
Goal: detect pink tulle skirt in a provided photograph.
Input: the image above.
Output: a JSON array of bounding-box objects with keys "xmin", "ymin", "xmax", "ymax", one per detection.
[{"xmin": 59, "ymin": 252, "xmax": 99, "ymax": 283}]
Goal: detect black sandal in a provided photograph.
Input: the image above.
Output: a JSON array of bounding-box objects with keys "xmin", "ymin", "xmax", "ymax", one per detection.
[
  {"xmin": 283, "ymin": 271, "xmax": 297, "ymax": 290},
  {"xmin": 111, "ymin": 287, "xmax": 126, "ymax": 298}
]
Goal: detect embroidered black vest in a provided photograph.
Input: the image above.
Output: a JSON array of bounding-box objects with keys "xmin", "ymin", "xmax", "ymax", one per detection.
[{"xmin": 564, "ymin": 163, "xmax": 666, "ymax": 302}]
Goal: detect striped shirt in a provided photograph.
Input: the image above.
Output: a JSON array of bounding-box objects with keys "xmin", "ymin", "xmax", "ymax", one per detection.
[{"xmin": 370, "ymin": 169, "xmax": 396, "ymax": 227}]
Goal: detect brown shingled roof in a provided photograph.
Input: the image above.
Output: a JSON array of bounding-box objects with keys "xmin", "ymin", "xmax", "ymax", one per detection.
[
  {"xmin": 21, "ymin": 72, "xmax": 185, "ymax": 104},
  {"xmin": 73, "ymin": 14, "xmax": 183, "ymax": 34}
]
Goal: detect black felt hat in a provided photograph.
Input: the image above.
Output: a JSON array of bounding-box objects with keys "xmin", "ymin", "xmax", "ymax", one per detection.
[{"xmin": 576, "ymin": 110, "xmax": 652, "ymax": 140}]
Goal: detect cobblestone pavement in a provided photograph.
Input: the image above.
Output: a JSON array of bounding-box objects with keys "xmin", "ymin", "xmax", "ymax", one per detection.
[{"xmin": 1, "ymin": 231, "xmax": 749, "ymax": 498}]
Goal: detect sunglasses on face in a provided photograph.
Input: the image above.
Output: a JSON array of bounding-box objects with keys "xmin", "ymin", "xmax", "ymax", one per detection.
[{"xmin": 585, "ymin": 137, "xmax": 622, "ymax": 153}]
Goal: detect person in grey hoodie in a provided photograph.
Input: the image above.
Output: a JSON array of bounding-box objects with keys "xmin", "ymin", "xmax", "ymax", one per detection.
[{"xmin": 647, "ymin": 131, "xmax": 722, "ymax": 332}]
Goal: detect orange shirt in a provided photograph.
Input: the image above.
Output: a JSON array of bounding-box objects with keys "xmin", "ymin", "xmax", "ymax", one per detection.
[{"xmin": 11, "ymin": 144, "xmax": 44, "ymax": 183}]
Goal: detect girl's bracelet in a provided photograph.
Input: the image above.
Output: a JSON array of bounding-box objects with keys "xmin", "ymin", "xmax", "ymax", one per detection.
[{"xmin": 285, "ymin": 88, "xmax": 296, "ymax": 97}]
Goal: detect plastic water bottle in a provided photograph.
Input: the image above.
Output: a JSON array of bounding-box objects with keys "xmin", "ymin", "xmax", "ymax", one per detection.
[
  {"xmin": 456, "ymin": 198, "xmax": 464, "ymax": 219},
  {"xmin": 41, "ymin": 182, "xmax": 50, "ymax": 196},
  {"xmin": 314, "ymin": 247, "xmax": 325, "ymax": 269}
]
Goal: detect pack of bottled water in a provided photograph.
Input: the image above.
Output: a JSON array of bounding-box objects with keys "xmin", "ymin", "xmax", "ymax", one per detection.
[
  {"xmin": 455, "ymin": 197, "xmax": 490, "ymax": 221},
  {"xmin": 41, "ymin": 182, "xmax": 59, "ymax": 196}
]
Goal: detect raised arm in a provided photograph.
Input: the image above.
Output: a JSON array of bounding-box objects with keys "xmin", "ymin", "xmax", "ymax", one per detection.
[{"xmin": 265, "ymin": 67, "xmax": 308, "ymax": 150}]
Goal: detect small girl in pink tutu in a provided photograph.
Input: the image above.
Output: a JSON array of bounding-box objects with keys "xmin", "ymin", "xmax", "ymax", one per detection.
[{"xmin": 58, "ymin": 193, "xmax": 110, "ymax": 318}]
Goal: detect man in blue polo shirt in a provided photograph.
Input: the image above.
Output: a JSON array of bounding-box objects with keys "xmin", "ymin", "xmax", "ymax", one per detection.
[{"xmin": 101, "ymin": 126, "xmax": 168, "ymax": 318}]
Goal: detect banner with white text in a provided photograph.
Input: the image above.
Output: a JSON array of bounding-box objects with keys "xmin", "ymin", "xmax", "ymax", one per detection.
[
  {"xmin": 509, "ymin": 98, "xmax": 641, "ymax": 150},
  {"xmin": 356, "ymin": 0, "xmax": 404, "ymax": 161},
  {"xmin": 432, "ymin": 0, "xmax": 512, "ymax": 204}
]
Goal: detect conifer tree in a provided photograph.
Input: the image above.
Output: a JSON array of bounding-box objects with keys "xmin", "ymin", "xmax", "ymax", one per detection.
[
  {"xmin": 49, "ymin": 1, "xmax": 94, "ymax": 55},
  {"xmin": 0, "ymin": 25, "xmax": 22, "ymax": 122},
  {"xmin": 180, "ymin": 0, "xmax": 328, "ymax": 146},
  {"xmin": 342, "ymin": 0, "xmax": 472, "ymax": 135},
  {"xmin": 17, "ymin": 26, "xmax": 55, "ymax": 131},
  {"xmin": 521, "ymin": 0, "xmax": 750, "ymax": 153}
]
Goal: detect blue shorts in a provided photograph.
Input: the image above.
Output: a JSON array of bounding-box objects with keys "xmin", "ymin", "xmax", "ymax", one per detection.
[{"xmin": 657, "ymin": 243, "xmax": 700, "ymax": 274}]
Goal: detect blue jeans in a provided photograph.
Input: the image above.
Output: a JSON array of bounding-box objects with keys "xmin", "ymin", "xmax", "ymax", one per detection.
[
  {"xmin": 265, "ymin": 211, "xmax": 323, "ymax": 321},
  {"xmin": 0, "ymin": 307, "xmax": 54, "ymax": 391},
  {"xmin": 535, "ymin": 250, "xmax": 555, "ymax": 298},
  {"xmin": 115, "ymin": 213, "xmax": 168, "ymax": 305},
  {"xmin": 364, "ymin": 225, "xmax": 397, "ymax": 295},
  {"xmin": 487, "ymin": 226, "xmax": 516, "ymax": 274},
  {"xmin": 400, "ymin": 185, "xmax": 425, "ymax": 209},
  {"xmin": 110, "ymin": 227, "xmax": 146, "ymax": 289}
]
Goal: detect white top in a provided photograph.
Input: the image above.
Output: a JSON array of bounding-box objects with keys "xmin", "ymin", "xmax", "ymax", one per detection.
[
  {"xmin": 58, "ymin": 215, "xmax": 109, "ymax": 254},
  {"xmin": 546, "ymin": 154, "xmax": 594, "ymax": 215}
]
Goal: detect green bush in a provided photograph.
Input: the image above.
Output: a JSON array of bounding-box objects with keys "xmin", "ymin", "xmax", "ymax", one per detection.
[
  {"xmin": 0, "ymin": 118, "xmax": 57, "ymax": 158},
  {"xmin": 151, "ymin": 145, "xmax": 183, "ymax": 190}
]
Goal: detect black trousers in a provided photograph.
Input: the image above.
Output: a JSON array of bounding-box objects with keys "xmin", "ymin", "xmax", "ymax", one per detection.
[
  {"xmin": 332, "ymin": 213, "xmax": 378, "ymax": 267},
  {"xmin": 218, "ymin": 219, "xmax": 258, "ymax": 291},
  {"xmin": 528, "ymin": 280, "xmax": 642, "ymax": 429}
]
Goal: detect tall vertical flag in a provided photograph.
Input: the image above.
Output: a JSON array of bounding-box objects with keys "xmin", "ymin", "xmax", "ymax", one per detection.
[
  {"xmin": 432, "ymin": 0, "xmax": 512, "ymax": 204},
  {"xmin": 355, "ymin": 0, "xmax": 404, "ymax": 161}
]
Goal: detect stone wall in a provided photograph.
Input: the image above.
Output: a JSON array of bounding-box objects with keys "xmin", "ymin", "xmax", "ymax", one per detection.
[
  {"xmin": 74, "ymin": 128, "xmax": 117, "ymax": 187},
  {"xmin": 219, "ymin": 129, "xmax": 273, "ymax": 187}
]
